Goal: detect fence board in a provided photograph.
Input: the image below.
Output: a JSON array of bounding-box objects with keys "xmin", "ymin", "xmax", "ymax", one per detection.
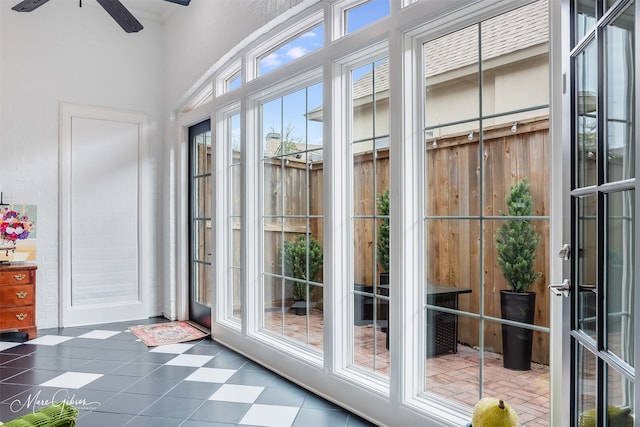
[{"xmin": 278, "ymin": 117, "xmax": 550, "ymax": 364}]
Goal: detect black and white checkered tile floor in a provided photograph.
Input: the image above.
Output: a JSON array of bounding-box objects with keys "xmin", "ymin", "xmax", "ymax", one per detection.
[{"xmin": 0, "ymin": 318, "xmax": 375, "ymax": 427}]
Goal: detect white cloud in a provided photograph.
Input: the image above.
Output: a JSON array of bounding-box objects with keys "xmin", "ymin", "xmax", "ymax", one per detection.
[
  {"xmin": 287, "ymin": 46, "xmax": 307, "ymax": 59},
  {"xmin": 261, "ymin": 53, "xmax": 281, "ymax": 68},
  {"xmin": 301, "ymin": 31, "xmax": 317, "ymax": 38}
]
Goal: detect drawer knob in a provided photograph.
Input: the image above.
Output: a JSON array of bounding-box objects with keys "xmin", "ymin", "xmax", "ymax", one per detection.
[
  {"xmin": 16, "ymin": 313, "xmax": 28, "ymax": 321},
  {"xmin": 13, "ymin": 274, "xmax": 26, "ymax": 281},
  {"xmin": 16, "ymin": 291, "xmax": 28, "ymax": 299}
]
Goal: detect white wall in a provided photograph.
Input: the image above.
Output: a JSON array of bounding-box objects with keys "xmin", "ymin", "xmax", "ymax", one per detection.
[
  {"xmin": 0, "ymin": 0, "xmax": 165, "ymax": 328},
  {"xmin": 162, "ymin": 1, "xmax": 267, "ymax": 112},
  {"xmin": 160, "ymin": 1, "xmax": 301, "ymax": 318},
  {"xmin": 0, "ymin": 0, "xmax": 298, "ymax": 329}
]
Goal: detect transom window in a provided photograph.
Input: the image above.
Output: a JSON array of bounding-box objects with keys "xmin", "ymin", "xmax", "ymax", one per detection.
[
  {"xmin": 258, "ymin": 23, "xmax": 324, "ymax": 76},
  {"xmin": 345, "ymin": 0, "xmax": 390, "ymax": 34}
]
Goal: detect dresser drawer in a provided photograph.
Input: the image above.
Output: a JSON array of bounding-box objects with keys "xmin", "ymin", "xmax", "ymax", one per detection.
[
  {"xmin": 0, "ymin": 269, "xmax": 34, "ymax": 286},
  {"xmin": 1, "ymin": 306, "xmax": 35, "ymax": 330},
  {"xmin": 0, "ymin": 285, "xmax": 34, "ymax": 306},
  {"xmin": 0, "ymin": 265, "xmax": 37, "ymax": 339}
]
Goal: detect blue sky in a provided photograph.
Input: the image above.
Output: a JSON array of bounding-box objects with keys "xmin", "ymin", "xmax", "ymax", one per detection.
[
  {"xmin": 259, "ymin": 24, "xmax": 325, "ymax": 75},
  {"xmin": 254, "ymin": 0, "xmax": 390, "ymax": 153},
  {"xmin": 258, "ymin": 0, "xmax": 389, "ymax": 76}
]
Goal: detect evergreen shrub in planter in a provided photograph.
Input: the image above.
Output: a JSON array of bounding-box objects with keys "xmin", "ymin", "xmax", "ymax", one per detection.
[
  {"xmin": 282, "ymin": 234, "xmax": 323, "ymax": 315},
  {"xmin": 494, "ymin": 178, "xmax": 541, "ymax": 370},
  {"xmin": 376, "ymin": 189, "xmax": 390, "ymax": 334}
]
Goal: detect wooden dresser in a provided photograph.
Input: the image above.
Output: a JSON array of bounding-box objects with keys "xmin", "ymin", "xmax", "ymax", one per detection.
[{"xmin": 0, "ymin": 264, "xmax": 37, "ymax": 339}]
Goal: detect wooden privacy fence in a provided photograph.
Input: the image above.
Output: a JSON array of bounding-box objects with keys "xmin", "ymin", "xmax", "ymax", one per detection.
[
  {"xmin": 267, "ymin": 116, "xmax": 550, "ymax": 364},
  {"xmin": 424, "ymin": 117, "xmax": 549, "ymax": 364}
]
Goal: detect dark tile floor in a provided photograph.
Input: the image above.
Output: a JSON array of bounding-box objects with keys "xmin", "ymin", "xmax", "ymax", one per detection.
[{"xmin": 0, "ymin": 318, "xmax": 376, "ymax": 426}]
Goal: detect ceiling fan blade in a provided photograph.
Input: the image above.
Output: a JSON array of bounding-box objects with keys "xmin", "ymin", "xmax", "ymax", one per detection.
[
  {"xmin": 96, "ymin": 0, "xmax": 143, "ymax": 33},
  {"xmin": 163, "ymin": 0, "xmax": 191, "ymax": 5},
  {"xmin": 12, "ymin": 0, "xmax": 50, "ymax": 12}
]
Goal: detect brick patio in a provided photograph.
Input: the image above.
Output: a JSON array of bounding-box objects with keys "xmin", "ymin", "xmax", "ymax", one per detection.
[{"xmin": 265, "ymin": 308, "xmax": 550, "ymax": 426}]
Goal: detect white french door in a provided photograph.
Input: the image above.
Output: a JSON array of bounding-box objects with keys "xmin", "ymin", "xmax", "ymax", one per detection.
[{"xmin": 563, "ymin": 0, "xmax": 638, "ymax": 424}]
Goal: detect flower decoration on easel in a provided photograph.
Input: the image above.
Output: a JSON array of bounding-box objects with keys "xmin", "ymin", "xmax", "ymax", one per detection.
[{"xmin": 1, "ymin": 206, "xmax": 34, "ymax": 243}]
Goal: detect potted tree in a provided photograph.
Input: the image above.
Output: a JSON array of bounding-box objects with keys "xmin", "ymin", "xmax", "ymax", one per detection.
[
  {"xmin": 282, "ymin": 234, "xmax": 323, "ymax": 315},
  {"xmin": 376, "ymin": 189, "xmax": 390, "ymax": 338},
  {"xmin": 354, "ymin": 189, "xmax": 390, "ymax": 325},
  {"xmin": 377, "ymin": 189, "xmax": 390, "ymax": 286},
  {"xmin": 494, "ymin": 178, "xmax": 541, "ymax": 370}
]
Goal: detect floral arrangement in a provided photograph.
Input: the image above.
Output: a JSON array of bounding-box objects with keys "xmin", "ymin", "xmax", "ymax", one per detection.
[{"xmin": 1, "ymin": 207, "xmax": 34, "ymax": 242}]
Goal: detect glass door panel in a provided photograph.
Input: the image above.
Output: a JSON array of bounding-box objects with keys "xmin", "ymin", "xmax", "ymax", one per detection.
[
  {"xmin": 568, "ymin": 1, "xmax": 637, "ymax": 425},
  {"xmin": 575, "ymin": 0, "xmax": 597, "ymax": 43},
  {"xmin": 189, "ymin": 119, "xmax": 212, "ymax": 328},
  {"xmin": 577, "ymin": 195, "xmax": 597, "ymax": 339},
  {"xmin": 576, "ymin": 41, "xmax": 597, "ymax": 189},
  {"xmin": 576, "ymin": 345, "xmax": 598, "ymax": 425},
  {"xmin": 605, "ymin": 6, "xmax": 635, "ymax": 182},
  {"xmin": 608, "ymin": 367, "xmax": 635, "ymax": 420},
  {"xmin": 605, "ymin": 190, "xmax": 634, "ymax": 366}
]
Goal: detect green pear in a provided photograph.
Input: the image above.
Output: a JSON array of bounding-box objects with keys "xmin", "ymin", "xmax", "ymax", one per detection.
[
  {"xmin": 579, "ymin": 405, "xmax": 633, "ymax": 427},
  {"xmin": 471, "ymin": 397, "xmax": 518, "ymax": 427}
]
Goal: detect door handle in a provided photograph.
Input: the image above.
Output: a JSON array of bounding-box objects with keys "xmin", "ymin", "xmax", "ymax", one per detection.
[
  {"xmin": 558, "ymin": 244, "xmax": 571, "ymax": 260},
  {"xmin": 549, "ymin": 279, "xmax": 570, "ymax": 297}
]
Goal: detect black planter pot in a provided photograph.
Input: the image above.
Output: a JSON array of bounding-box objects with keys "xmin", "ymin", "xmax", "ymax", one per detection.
[
  {"xmin": 290, "ymin": 300, "xmax": 307, "ymax": 316},
  {"xmin": 379, "ymin": 273, "xmax": 390, "ymax": 333},
  {"xmin": 500, "ymin": 290, "xmax": 536, "ymax": 371},
  {"xmin": 378, "ymin": 273, "xmax": 390, "ymax": 349},
  {"xmin": 354, "ymin": 284, "xmax": 374, "ymax": 325}
]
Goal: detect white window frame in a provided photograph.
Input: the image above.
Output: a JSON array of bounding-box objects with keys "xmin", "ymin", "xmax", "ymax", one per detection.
[
  {"xmin": 215, "ymin": 102, "xmax": 242, "ymax": 330},
  {"xmin": 399, "ymin": 2, "xmax": 553, "ymax": 423},
  {"xmin": 216, "ymin": 60, "xmax": 242, "ymax": 96},
  {"xmin": 172, "ymin": 1, "xmax": 559, "ymax": 426},
  {"xmin": 330, "ymin": 41, "xmax": 392, "ymax": 395},
  {"xmin": 245, "ymin": 67, "xmax": 326, "ymax": 366},
  {"xmin": 246, "ymin": 10, "xmax": 324, "ymax": 81},
  {"xmin": 331, "ymin": 0, "xmax": 387, "ymax": 39},
  {"xmin": 183, "ymin": 83, "xmax": 214, "ymax": 114}
]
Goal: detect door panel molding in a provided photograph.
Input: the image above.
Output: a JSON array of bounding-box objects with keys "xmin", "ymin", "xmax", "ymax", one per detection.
[{"xmin": 59, "ymin": 103, "xmax": 149, "ymax": 326}]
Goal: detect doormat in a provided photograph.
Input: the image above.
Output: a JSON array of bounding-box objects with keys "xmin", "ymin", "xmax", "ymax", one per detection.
[{"xmin": 129, "ymin": 321, "xmax": 210, "ymax": 347}]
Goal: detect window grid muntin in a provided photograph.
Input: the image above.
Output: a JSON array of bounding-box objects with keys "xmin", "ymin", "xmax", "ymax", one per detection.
[
  {"xmin": 349, "ymin": 56, "xmax": 390, "ymax": 376},
  {"xmin": 259, "ymin": 79, "xmax": 324, "ymax": 352},
  {"xmin": 228, "ymin": 110, "xmax": 243, "ymax": 324},
  {"xmin": 420, "ymin": 0, "xmax": 551, "ymax": 403},
  {"xmin": 179, "ymin": 2, "xmax": 560, "ymax": 424}
]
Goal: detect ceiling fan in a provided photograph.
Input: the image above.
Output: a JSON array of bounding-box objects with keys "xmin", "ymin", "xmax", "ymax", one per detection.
[{"xmin": 11, "ymin": 0, "xmax": 191, "ymax": 33}]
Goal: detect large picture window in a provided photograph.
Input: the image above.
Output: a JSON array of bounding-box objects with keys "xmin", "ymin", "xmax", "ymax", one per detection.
[
  {"xmin": 421, "ymin": 0, "xmax": 550, "ymax": 416},
  {"xmin": 350, "ymin": 57, "xmax": 390, "ymax": 376},
  {"xmin": 181, "ymin": 1, "xmax": 555, "ymax": 425},
  {"xmin": 261, "ymin": 82, "xmax": 324, "ymax": 351}
]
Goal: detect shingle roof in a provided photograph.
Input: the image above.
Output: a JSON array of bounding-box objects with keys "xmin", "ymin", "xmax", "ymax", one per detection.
[
  {"xmin": 426, "ymin": 0, "xmax": 548, "ymax": 76},
  {"xmin": 351, "ymin": 0, "xmax": 548, "ymax": 100}
]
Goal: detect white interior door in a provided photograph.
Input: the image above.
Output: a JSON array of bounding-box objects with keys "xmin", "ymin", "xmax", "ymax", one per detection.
[{"xmin": 60, "ymin": 103, "xmax": 148, "ymax": 326}]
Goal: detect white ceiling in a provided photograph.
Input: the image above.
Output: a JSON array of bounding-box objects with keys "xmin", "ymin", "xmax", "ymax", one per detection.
[{"xmin": 120, "ymin": 0, "xmax": 182, "ymax": 19}]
